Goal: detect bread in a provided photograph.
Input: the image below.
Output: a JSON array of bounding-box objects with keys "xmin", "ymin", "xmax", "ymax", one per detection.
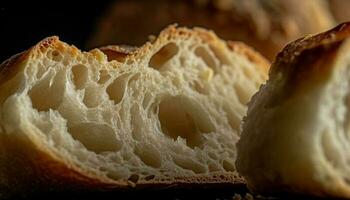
[
  {"xmin": 236, "ymin": 22, "xmax": 350, "ymax": 198},
  {"xmin": 328, "ymin": 0, "xmax": 350, "ymax": 23},
  {"xmin": 87, "ymin": 0, "xmax": 335, "ymax": 60},
  {"xmin": 0, "ymin": 26, "xmax": 269, "ymax": 196}
]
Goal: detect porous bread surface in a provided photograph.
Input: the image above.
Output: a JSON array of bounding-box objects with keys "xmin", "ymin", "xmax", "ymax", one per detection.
[
  {"xmin": 236, "ymin": 22, "xmax": 350, "ymax": 198},
  {"xmin": 0, "ymin": 26, "xmax": 268, "ymax": 191}
]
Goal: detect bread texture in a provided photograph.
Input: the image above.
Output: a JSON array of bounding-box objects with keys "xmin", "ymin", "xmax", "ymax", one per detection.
[
  {"xmin": 0, "ymin": 26, "xmax": 268, "ymax": 196},
  {"xmin": 236, "ymin": 22, "xmax": 350, "ymax": 198},
  {"xmin": 87, "ymin": 0, "xmax": 335, "ymax": 60}
]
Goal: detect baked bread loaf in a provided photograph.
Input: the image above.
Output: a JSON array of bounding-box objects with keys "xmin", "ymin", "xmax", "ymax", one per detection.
[
  {"xmin": 87, "ymin": 0, "xmax": 335, "ymax": 60},
  {"xmin": 236, "ymin": 22, "xmax": 350, "ymax": 198},
  {"xmin": 0, "ymin": 26, "xmax": 268, "ymax": 196}
]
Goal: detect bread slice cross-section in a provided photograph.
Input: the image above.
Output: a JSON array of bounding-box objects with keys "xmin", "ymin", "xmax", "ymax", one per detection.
[
  {"xmin": 0, "ymin": 26, "xmax": 268, "ymax": 195},
  {"xmin": 237, "ymin": 22, "xmax": 350, "ymax": 198}
]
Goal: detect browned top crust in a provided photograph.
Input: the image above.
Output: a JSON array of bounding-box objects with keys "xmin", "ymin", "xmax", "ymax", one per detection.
[
  {"xmin": 260, "ymin": 23, "xmax": 350, "ymax": 108},
  {"xmin": 95, "ymin": 25, "xmax": 270, "ymax": 76},
  {"xmin": 271, "ymin": 22, "xmax": 350, "ymax": 81},
  {"xmin": 227, "ymin": 41, "xmax": 270, "ymax": 75},
  {"xmin": 274, "ymin": 22, "xmax": 350, "ymax": 70}
]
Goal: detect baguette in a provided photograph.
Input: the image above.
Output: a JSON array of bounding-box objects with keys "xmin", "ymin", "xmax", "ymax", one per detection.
[
  {"xmin": 0, "ymin": 26, "xmax": 268, "ymax": 196},
  {"xmin": 236, "ymin": 22, "xmax": 350, "ymax": 198}
]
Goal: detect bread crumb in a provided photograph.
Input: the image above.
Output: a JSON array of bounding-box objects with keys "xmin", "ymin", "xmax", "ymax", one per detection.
[{"xmin": 200, "ymin": 68, "xmax": 214, "ymax": 81}]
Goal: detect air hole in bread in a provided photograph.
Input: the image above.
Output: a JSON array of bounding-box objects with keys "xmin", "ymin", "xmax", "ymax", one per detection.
[
  {"xmin": 158, "ymin": 95, "xmax": 215, "ymax": 148},
  {"xmin": 68, "ymin": 123, "xmax": 121, "ymax": 153},
  {"xmin": 71, "ymin": 64, "xmax": 88, "ymax": 90},
  {"xmin": 107, "ymin": 73, "xmax": 130, "ymax": 104},
  {"xmin": 129, "ymin": 73, "xmax": 141, "ymax": 83},
  {"xmin": 208, "ymin": 152, "xmax": 218, "ymax": 160},
  {"xmin": 49, "ymin": 50, "xmax": 63, "ymax": 62},
  {"xmin": 98, "ymin": 70, "xmax": 111, "ymax": 84},
  {"xmin": 172, "ymin": 155, "xmax": 206, "ymax": 174},
  {"xmin": 234, "ymin": 83, "xmax": 250, "ymax": 105},
  {"xmin": 144, "ymin": 175, "xmax": 155, "ymax": 181},
  {"xmin": 36, "ymin": 63, "xmax": 47, "ymax": 79},
  {"xmin": 208, "ymin": 163, "xmax": 221, "ymax": 171},
  {"xmin": 142, "ymin": 92, "xmax": 154, "ymax": 109},
  {"xmin": 106, "ymin": 169, "xmax": 127, "ymax": 180},
  {"xmin": 83, "ymin": 86, "xmax": 101, "ymax": 108},
  {"xmin": 29, "ymin": 70, "xmax": 65, "ymax": 111},
  {"xmin": 223, "ymin": 159, "xmax": 235, "ymax": 172},
  {"xmin": 149, "ymin": 42, "xmax": 179, "ymax": 70},
  {"xmin": 126, "ymin": 59, "xmax": 134, "ymax": 65},
  {"xmin": 209, "ymin": 45, "xmax": 230, "ymax": 66},
  {"xmin": 134, "ymin": 144, "xmax": 162, "ymax": 168},
  {"xmin": 128, "ymin": 174, "xmax": 139, "ymax": 184},
  {"xmin": 62, "ymin": 58, "xmax": 70, "ymax": 66},
  {"xmin": 195, "ymin": 46, "xmax": 218, "ymax": 73}
]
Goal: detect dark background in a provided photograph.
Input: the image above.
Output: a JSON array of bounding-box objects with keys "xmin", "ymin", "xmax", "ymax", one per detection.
[{"xmin": 0, "ymin": 1, "xmax": 114, "ymax": 62}]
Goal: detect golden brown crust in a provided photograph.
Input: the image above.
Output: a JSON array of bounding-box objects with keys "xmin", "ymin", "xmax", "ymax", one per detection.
[
  {"xmin": 0, "ymin": 133, "xmax": 119, "ymax": 196},
  {"xmin": 97, "ymin": 25, "xmax": 270, "ymax": 74},
  {"xmin": 227, "ymin": 41, "xmax": 270, "ymax": 75},
  {"xmin": 263, "ymin": 22, "xmax": 350, "ymax": 107},
  {"xmin": 0, "ymin": 52, "xmax": 28, "ymax": 86},
  {"xmin": 0, "ymin": 26, "xmax": 253, "ymax": 196},
  {"xmin": 273, "ymin": 22, "xmax": 350, "ymax": 68}
]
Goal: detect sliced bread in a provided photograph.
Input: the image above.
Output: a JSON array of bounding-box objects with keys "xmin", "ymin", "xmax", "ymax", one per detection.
[{"xmin": 0, "ymin": 26, "xmax": 268, "ymax": 195}]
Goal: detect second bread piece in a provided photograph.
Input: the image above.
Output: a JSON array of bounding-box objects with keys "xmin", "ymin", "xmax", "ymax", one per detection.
[
  {"xmin": 0, "ymin": 26, "xmax": 269, "ymax": 195},
  {"xmin": 237, "ymin": 22, "xmax": 350, "ymax": 198}
]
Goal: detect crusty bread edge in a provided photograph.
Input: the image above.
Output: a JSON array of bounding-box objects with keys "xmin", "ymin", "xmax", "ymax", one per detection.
[{"xmin": 97, "ymin": 25, "xmax": 270, "ymax": 75}]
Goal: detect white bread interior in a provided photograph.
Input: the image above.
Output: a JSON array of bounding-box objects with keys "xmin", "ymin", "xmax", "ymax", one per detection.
[
  {"xmin": 0, "ymin": 26, "xmax": 268, "ymax": 190},
  {"xmin": 236, "ymin": 22, "xmax": 350, "ymax": 198}
]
